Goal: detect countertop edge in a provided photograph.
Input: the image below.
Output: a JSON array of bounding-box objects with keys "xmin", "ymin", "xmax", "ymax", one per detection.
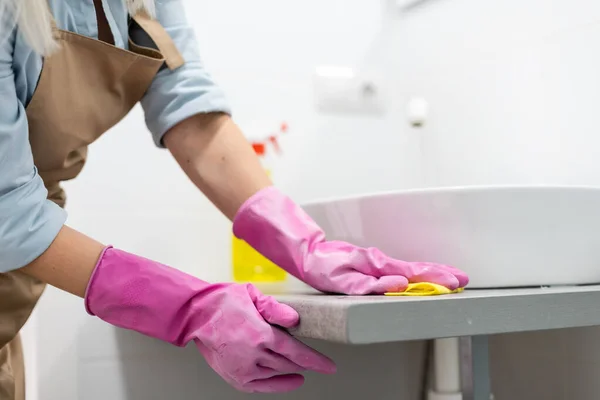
[{"xmin": 278, "ymin": 286, "xmax": 600, "ymax": 344}]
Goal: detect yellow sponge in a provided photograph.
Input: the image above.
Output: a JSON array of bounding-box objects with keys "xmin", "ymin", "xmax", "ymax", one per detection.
[{"xmin": 385, "ymin": 282, "xmax": 464, "ymax": 297}]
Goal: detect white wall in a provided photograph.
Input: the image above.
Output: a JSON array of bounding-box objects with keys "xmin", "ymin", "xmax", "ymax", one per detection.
[
  {"xmin": 387, "ymin": 0, "xmax": 600, "ymax": 188},
  {"xmin": 25, "ymin": 0, "xmax": 600, "ymax": 399}
]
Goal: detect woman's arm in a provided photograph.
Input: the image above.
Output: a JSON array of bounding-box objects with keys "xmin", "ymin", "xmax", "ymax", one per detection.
[
  {"xmin": 138, "ymin": 0, "xmax": 270, "ymax": 220},
  {"xmin": 164, "ymin": 111, "xmax": 470, "ymax": 295},
  {"xmin": 163, "ymin": 113, "xmax": 271, "ymax": 220},
  {"xmin": 20, "ymin": 226, "xmax": 105, "ymax": 297},
  {"xmin": 0, "ymin": 28, "xmax": 100, "ymax": 297}
]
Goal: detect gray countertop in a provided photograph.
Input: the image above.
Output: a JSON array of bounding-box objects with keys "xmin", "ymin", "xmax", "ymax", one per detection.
[{"xmin": 275, "ymin": 285, "xmax": 600, "ymax": 344}]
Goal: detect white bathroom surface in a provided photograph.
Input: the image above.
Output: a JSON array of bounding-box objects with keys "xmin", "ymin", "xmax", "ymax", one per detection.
[
  {"xmin": 302, "ymin": 186, "xmax": 600, "ymax": 288},
  {"xmin": 277, "ymin": 285, "xmax": 600, "ymax": 344}
]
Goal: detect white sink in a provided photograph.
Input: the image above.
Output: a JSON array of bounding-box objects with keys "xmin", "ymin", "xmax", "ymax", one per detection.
[{"xmin": 301, "ymin": 186, "xmax": 600, "ymax": 288}]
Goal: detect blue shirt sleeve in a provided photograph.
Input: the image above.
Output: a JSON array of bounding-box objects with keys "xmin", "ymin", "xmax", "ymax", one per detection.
[
  {"xmin": 141, "ymin": 0, "xmax": 232, "ymax": 147},
  {"xmin": 0, "ymin": 30, "xmax": 67, "ymax": 273}
]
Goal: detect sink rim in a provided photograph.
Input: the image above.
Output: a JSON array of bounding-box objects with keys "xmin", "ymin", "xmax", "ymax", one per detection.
[{"xmin": 301, "ymin": 184, "xmax": 600, "ymax": 207}]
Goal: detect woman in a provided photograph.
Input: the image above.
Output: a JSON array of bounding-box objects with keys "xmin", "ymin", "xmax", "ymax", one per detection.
[{"xmin": 0, "ymin": 0, "xmax": 469, "ymax": 397}]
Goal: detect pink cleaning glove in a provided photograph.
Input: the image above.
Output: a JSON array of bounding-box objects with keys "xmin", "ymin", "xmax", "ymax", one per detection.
[
  {"xmin": 85, "ymin": 247, "xmax": 336, "ymax": 393},
  {"xmin": 233, "ymin": 187, "xmax": 469, "ymax": 295}
]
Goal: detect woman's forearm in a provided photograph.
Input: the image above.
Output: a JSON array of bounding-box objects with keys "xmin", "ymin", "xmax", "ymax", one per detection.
[
  {"xmin": 163, "ymin": 113, "xmax": 272, "ymax": 220},
  {"xmin": 20, "ymin": 225, "xmax": 105, "ymax": 297}
]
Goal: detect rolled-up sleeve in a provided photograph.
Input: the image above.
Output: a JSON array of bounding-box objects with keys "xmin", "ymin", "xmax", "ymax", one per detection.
[
  {"xmin": 0, "ymin": 32, "xmax": 67, "ymax": 273},
  {"xmin": 141, "ymin": 0, "xmax": 232, "ymax": 147}
]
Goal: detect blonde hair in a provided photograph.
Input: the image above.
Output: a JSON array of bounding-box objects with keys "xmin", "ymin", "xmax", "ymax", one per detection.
[{"xmin": 0, "ymin": 0, "xmax": 155, "ymax": 55}]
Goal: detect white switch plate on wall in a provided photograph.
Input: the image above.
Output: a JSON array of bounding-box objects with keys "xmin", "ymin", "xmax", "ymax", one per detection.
[{"xmin": 313, "ymin": 65, "xmax": 386, "ymax": 115}]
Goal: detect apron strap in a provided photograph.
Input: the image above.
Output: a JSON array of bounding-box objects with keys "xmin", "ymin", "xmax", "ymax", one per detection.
[
  {"xmin": 46, "ymin": 0, "xmax": 114, "ymax": 44},
  {"xmin": 131, "ymin": 10, "xmax": 185, "ymax": 71},
  {"xmin": 93, "ymin": 0, "xmax": 116, "ymax": 44}
]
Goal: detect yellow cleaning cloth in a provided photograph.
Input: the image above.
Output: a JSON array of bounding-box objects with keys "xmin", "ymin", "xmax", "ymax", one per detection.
[{"xmin": 385, "ymin": 282, "xmax": 464, "ymax": 297}]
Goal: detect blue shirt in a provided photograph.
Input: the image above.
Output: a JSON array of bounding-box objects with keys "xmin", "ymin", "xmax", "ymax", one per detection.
[{"xmin": 0, "ymin": 0, "xmax": 231, "ymax": 272}]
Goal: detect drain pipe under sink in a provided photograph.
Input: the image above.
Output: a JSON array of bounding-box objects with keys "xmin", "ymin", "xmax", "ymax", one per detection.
[{"xmin": 427, "ymin": 338, "xmax": 462, "ymax": 400}]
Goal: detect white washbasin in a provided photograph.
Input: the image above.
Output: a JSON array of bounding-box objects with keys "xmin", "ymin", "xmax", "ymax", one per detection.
[{"xmin": 301, "ymin": 186, "xmax": 600, "ymax": 288}]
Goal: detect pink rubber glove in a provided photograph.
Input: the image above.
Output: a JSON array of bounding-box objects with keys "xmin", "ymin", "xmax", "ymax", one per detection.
[
  {"xmin": 233, "ymin": 187, "xmax": 469, "ymax": 295},
  {"xmin": 85, "ymin": 247, "xmax": 336, "ymax": 393}
]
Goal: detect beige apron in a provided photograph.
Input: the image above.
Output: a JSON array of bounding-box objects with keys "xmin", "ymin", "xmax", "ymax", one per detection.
[{"xmin": 0, "ymin": 2, "xmax": 183, "ymax": 398}]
